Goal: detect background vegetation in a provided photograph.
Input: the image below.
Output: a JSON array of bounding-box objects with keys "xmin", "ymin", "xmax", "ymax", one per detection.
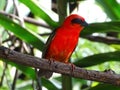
[{"xmin": 0, "ymin": 0, "xmax": 120, "ymax": 90}]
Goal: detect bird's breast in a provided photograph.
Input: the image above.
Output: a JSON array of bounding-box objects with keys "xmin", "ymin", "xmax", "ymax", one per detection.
[{"xmin": 45, "ymin": 27, "xmax": 80, "ymax": 62}]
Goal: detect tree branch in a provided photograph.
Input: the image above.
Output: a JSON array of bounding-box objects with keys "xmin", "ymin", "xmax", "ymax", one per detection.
[
  {"xmin": 84, "ymin": 35, "xmax": 120, "ymax": 44},
  {"xmin": 0, "ymin": 46, "xmax": 120, "ymax": 86}
]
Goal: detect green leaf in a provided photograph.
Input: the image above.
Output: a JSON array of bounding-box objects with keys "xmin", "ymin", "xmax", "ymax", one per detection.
[
  {"xmin": 41, "ymin": 78, "xmax": 60, "ymax": 90},
  {"xmin": 111, "ymin": 45, "xmax": 120, "ymax": 50},
  {"xmin": 74, "ymin": 51, "xmax": 120, "ymax": 67},
  {"xmin": 89, "ymin": 84, "xmax": 120, "ymax": 90},
  {"xmin": 62, "ymin": 75, "xmax": 72, "ymax": 90},
  {"xmin": 10, "ymin": 62, "xmax": 36, "ymax": 79},
  {"xmin": 82, "ymin": 21, "xmax": 120, "ymax": 36},
  {"xmin": 25, "ymin": 22, "xmax": 39, "ymax": 33},
  {"xmin": 0, "ymin": 0, "xmax": 6, "ymax": 10},
  {"xmin": 19, "ymin": 0, "xmax": 59, "ymax": 28},
  {"xmin": 0, "ymin": 14, "xmax": 44, "ymax": 51},
  {"xmin": 96, "ymin": 0, "xmax": 120, "ymax": 20},
  {"xmin": 1, "ymin": 58, "xmax": 36, "ymax": 79},
  {"xmin": 17, "ymin": 80, "xmax": 33, "ymax": 90}
]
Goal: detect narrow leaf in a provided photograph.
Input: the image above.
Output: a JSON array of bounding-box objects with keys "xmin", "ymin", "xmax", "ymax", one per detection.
[
  {"xmin": 89, "ymin": 84, "xmax": 120, "ymax": 90},
  {"xmin": 41, "ymin": 78, "xmax": 60, "ymax": 90},
  {"xmin": 19, "ymin": 0, "xmax": 59, "ymax": 28},
  {"xmin": 1, "ymin": 58, "xmax": 35, "ymax": 79},
  {"xmin": 82, "ymin": 21, "xmax": 120, "ymax": 36},
  {"xmin": 96, "ymin": 0, "xmax": 120, "ymax": 20},
  {"xmin": 74, "ymin": 51, "xmax": 120, "ymax": 67},
  {"xmin": 0, "ymin": 14, "xmax": 44, "ymax": 51}
]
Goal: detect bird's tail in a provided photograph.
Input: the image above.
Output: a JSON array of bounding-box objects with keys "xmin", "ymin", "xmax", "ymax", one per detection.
[{"xmin": 38, "ymin": 69, "xmax": 53, "ymax": 79}]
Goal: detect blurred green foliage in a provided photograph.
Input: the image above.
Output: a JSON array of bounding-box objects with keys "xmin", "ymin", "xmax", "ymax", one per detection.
[{"xmin": 0, "ymin": 0, "xmax": 120, "ymax": 90}]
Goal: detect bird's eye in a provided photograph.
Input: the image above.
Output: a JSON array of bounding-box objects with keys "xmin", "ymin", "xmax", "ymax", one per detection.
[
  {"xmin": 71, "ymin": 18, "xmax": 88, "ymax": 27},
  {"xmin": 71, "ymin": 18, "xmax": 83, "ymax": 24}
]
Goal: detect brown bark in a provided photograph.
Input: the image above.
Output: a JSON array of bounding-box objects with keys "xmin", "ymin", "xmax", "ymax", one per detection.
[{"xmin": 0, "ymin": 46, "xmax": 120, "ymax": 86}]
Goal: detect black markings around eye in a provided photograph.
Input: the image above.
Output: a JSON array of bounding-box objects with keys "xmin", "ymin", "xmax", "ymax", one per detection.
[{"xmin": 71, "ymin": 18, "xmax": 83, "ymax": 24}]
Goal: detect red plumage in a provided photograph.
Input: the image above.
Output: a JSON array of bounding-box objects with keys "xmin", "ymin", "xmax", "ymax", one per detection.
[{"xmin": 39, "ymin": 14, "xmax": 88, "ymax": 78}]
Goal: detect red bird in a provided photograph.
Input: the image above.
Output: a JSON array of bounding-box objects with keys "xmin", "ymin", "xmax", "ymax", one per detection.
[{"xmin": 39, "ymin": 14, "xmax": 88, "ymax": 78}]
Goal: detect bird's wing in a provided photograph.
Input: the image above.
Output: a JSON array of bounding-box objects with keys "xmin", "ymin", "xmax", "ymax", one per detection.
[{"xmin": 42, "ymin": 28, "xmax": 59, "ymax": 58}]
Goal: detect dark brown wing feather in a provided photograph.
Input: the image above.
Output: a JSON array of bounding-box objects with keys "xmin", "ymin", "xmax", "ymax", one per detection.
[
  {"xmin": 42, "ymin": 28, "xmax": 58, "ymax": 58},
  {"xmin": 39, "ymin": 28, "xmax": 59, "ymax": 79}
]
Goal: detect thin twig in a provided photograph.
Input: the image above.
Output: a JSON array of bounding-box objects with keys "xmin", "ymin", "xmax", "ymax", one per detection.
[
  {"xmin": 11, "ymin": 1, "xmax": 24, "ymax": 89},
  {"xmin": 0, "ymin": 63, "xmax": 7, "ymax": 86},
  {"xmin": 13, "ymin": 0, "xmax": 24, "ymax": 26},
  {"xmin": 3, "ymin": 0, "xmax": 8, "ymax": 11},
  {"xmin": 32, "ymin": 80, "xmax": 36, "ymax": 90},
  {"xmin": 24, "ymin": 17, "xmax": 50, "ymax": 28},
  {"xmin": 84, "ymin": 35, "xmax": 120, "ymax": 44},
  {"xmin": 35, "ymin": 69, "xmax": 42, "ymax": 90},
  {"xmin": 0, "ymin": 11, "xmax": 50, "ymax": 28},
  {"xmin": 0, "ymin": 11, "xmax": 21, "ymax": 22},
  {"xmin": 11, "ymin": 69, "xmax": 18, "ymax": 90},
  {"xmin": 0, "ymin": 46, "xmax": 120, "ymax": 86}
]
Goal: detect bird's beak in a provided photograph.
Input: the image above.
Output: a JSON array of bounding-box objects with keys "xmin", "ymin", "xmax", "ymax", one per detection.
[{"xmin": 81, "ymin": 21, "xmax": 88, "ymax": 27}]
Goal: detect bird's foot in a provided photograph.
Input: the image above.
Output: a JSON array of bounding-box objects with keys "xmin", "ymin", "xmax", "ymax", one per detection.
[
  {"xmin": 65, "ymin": 62, "xmax": 75, "ymax": 76},
  {"xmin": 48, "ymin": 58, "xmax": 55, "ymax": 66}
]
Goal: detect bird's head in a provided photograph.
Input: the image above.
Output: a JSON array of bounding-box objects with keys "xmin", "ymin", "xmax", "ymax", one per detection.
[{"xmin": 62, "ymin": 14, "xmax": 88, "ymax": 29}]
